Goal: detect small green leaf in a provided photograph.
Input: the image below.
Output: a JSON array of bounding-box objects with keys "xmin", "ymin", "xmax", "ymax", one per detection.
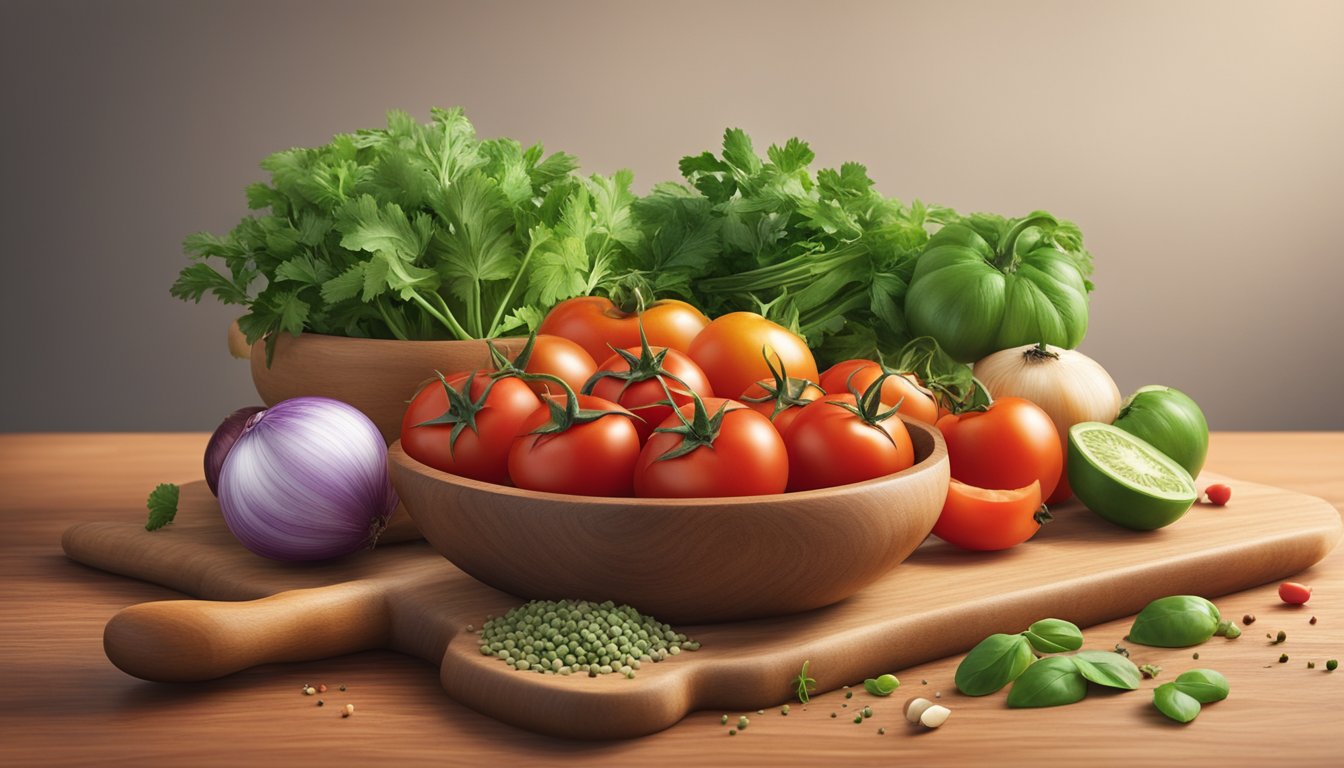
[
  {"xmin": 1128, "ymin": 596, "xmax": 1222, "ymax": 648},
  {"xmin": 1071, "ymin": 650, "xmax": 1141, "ymax": 690},
  {"xmin": 1153, "ymin": 682, "xmax": 1201, "ymax": 723},
  {"xmin": 955, "ymin": 633, "xmax": 1035, "ymax": 696},
  {"xmin": 862, "ymin": 674, "xmax": 900, "ymax": 697},
  {"xmin": 1023, "ymin": 618, "xmax": 1084, "ymax": 654},
  {"xmin": 1172, "ymin": 669, "xmax": 1229, "ymax": 704},
  {"xmin": 145, "ymin": 483, "xmax": 180, "ymax": 531},
  {"xmin": 1005, "ymin": 656, "xmax": 1087, "ymax": 708}
]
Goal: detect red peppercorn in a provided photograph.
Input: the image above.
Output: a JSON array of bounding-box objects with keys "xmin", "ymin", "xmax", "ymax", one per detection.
[
  {"xmin": 1279, "ymin": 581, "xmax": 1312, "ymax": 605},
  {"xmin": 1204, "ymin": 483, "xmax": 1232, "ymax": 506}
]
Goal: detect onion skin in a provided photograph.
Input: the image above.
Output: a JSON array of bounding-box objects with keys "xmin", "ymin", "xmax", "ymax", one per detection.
[
  {"xmin": 204, "ymin": 406, "xmax": 267, "ymax": 496},
  {"xmin": 973, "ymin": 344, "xmax": 1121, "ymax": 503},
  {"xmin": 217, "ymin": 397, "xmax": 398, "ymax": 561}
]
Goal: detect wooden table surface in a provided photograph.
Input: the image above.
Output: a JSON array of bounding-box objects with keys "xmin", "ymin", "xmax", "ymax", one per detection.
[{"xmin": 1, "ymin": 433, "xmax": 1340, "ymax": 766}]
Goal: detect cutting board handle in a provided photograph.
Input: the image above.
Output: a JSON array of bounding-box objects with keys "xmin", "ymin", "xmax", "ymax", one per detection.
[{"xmin": 104, "ymin": 583, "xmax": 391, "ymax": 682}]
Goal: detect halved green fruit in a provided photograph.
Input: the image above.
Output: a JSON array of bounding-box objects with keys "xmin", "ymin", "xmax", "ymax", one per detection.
[{"xmin": 1068, "ymin": 422, "xmax": 1197, "ymax": 531}]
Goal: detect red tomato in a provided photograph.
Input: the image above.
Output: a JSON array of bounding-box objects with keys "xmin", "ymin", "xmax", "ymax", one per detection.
[
  {"xmin": 508, "ymin": 394, "xmax": 641, "ymax": 497},
  {"xmin": 688, "ymin": 312, "xmax": 819, "ymax": 401},
  {"xmin": 635, "ymin": 398, "xmax": 788, "ymax": 498},
  {"xmin": 401, "ymin": 372, "xmax": 540, "ymax": 485},
  {"xmin": 818, "ymin": 360, "xmax": 938, "ymax": 425},
  {"xmin": 588, "ymin": 346, "xmax": 713, "ymax": 443},
  {"xmin": 516, "ymin": 334, "xmax": 597, "ymax": 397},
  {"xmin": 537, "ymin": 296, "xmax": 709, "ymax": 364},
  {"xmin": 741, "ymin": 376, "xmax": 825, "ymax": 435},
  {"xmin": 932, "ymin": 480, "xmax": 1046, "ymax": 551},
  {"xmin": 936, "ymin": 397, "xmax": 1063, "ymax": 500},
  {"xmin": 783, "ymin": 394, "xmax": 915, "ymax": 491},
  {"xmin": 1278, "ymin": 581, "xmax": 1311, "ymax": 605}
]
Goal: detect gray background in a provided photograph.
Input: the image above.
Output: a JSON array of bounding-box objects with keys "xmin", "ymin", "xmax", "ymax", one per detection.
[{"xmin": 3, "ymin": 0, "xmax": 1341, "ymax": 432}]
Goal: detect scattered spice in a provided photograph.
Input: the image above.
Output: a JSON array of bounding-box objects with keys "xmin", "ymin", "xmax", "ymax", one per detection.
[
  {"xmin": 878, "ymin": 727, "xmax": 886, "ymax": 735},
  {"xmin": 1114, "ymin": 644, "xmax": 1130, "ymax": 657},
  {"xmin": 303, "ymin": 686, "xmax": 316, "ymax": 696},
  {"xmin": 845, "ymin": 690, "xmax": 853, "ymax": 699},
  {"xmin": 317, "ymin": 684, "xmax": 327, "ymax": 693},
  {"xmin": 466, "ymin": 624, "xmax": 474, "ymax": 632},
  {"xmin": 728, "ymin": 729, "xmax": 737, "ymax": 736},
  {"xmin": 339, "ymin": 684, "xmax": 347, "ymax": 692},
  {"xmin": 720, "ymin": 715, "xmax": 728, "ymax": 725},
  {"xmin": 1327, "ymin": 659, "xmax": 1338, "ymax": 671},
  {"xmin": 921, "ymin": 679, "xmax": 928, "ymax": 685},
  {"xmin": 1242, "ymin": 614, "xmax": 1256, "ymax": 625},
  {"xmin": 1193, "ymin": 652, "xmax": 1200, "ymax": 660},
  {"xmin": 1310, "ymin": 616, "xmax": 1318, "ymax": 625},
  {"xmin": 853, "ymin": 714, "xmax": 863, "ymax": 724},
  {"xmin": 317, "ymin": 700, "xmax": 324, "ymax": 707},
  {"xmin": 1140, "ymin": 664, "xmax": 1162, "ymax": 679},
  {"xmin": 342, "ymin": 704, "xmax": 355, "ymax": 718},
  {"xmin": 934, "ymin": 691, "xmax": 942, "ymax": 699},
  {"xmin": 1273, "ymin": 630, "xmax": 1287, "ymax": 644},
  {"xmin": 1308, "ymin": 661, "xmax": 1316, "ymax": 669},
  {"xmin": 1279, "ymin": 654, "xmax": 1290, "ymax": 663},
  {"xmin": 780, "ymin": 705, "xmax": 790, "ymax": 716},
  {"xmin": 756, "ymin": 709, "xmax": 764, "ymax": 715},
  {"xmin": 830, "ymin": 712, "xmax": 837, "ymax": 719},
  {"xmin": 738, "ymin": 716, "xmax": 749, "ymax": 730},
  {"xmin": 861, "ymin": 706, "xmax": 873, "ymax": 719}
]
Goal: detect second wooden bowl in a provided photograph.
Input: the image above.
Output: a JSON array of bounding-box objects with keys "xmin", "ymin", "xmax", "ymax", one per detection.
[
  {"xmin": 251, "ymin": 333, "xmax": 525, "ymax": 444},
  {"xmin": 388, "ymin": 420, "xmax": 949, "ymax": 624}
]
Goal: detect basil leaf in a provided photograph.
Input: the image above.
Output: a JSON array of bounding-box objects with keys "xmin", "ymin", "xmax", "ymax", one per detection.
[
  {"xmin": 863, "ymin": 674, "xmax": 900, "ymax": 697},
  {"xmin": 1023, "ymin": 618, "xmax": 1084, "ymax": 654},
  {"xmin": 1153, "ymin": 682, "xmax": 1202, "ymax": 723},
  {"xmin": 1128, "ymin": 596, "xmax": 1221, "ymax": 647},
  {"xmin": 1071, "ymin": 650, "xmax": 1141, "ymax": 690},
  {"xmin": 1005, "ymin": 656, "xmax": 1087, "ymax": 708},
  {"xmin": 955, "ymin": 633, "xmax": 1035, "ymax": 697},
  {"xmin": 1172, "ymin": 669, "xmax": 1229, "ymax": 704}
]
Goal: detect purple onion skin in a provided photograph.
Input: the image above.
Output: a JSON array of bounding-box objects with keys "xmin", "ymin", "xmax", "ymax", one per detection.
[
  {"xmin": 204, "ymin": 406, "xmax": 267, "ymax": 496},
  {"xmin": 217, "ymin": 397, "xmax": 399, "ymax": 561}
]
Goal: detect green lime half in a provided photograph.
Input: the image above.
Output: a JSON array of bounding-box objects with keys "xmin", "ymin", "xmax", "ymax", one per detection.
[{"xmin": 1068, "ymin": 422, "xmax": 1197, "ymax": 531}]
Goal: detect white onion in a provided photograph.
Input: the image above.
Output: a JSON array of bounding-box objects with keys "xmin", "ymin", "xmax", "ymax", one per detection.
[
  {"xmin": 973, "ymin": 343, "xmax": 1122, "ymax": 499},
  {"xmin": 218, "ymin": 397, "xmax": 398, "ymax": 561}
]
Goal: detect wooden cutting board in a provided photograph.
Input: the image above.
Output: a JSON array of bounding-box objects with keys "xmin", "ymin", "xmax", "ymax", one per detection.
[{"xmin": 63, "ymin": 474, "xmax": 1340, "ymax": 740}]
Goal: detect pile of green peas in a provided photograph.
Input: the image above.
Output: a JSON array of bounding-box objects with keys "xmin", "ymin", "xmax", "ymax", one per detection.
[{"xmin": 478, "ymin": 599, "xmax": 701, "ymax": 678}]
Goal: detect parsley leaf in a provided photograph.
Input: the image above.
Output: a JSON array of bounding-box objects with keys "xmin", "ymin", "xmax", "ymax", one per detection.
[{"xmin": 145, "ymin": 483, "xmax": 180, "ymax": 531}]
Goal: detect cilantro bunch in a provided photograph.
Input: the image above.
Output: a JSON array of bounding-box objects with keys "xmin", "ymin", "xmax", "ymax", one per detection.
[
  {"xmin": 652, "ymin": 129, "xmax": 959, "ymax": 362},
  {"xmin": 172, "ymin": 108, "xmax": 639, "ymax": 360}
]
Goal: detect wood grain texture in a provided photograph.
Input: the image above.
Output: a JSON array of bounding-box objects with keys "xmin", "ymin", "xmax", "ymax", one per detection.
[
  {"xmin": 2, "ymin": 433, "xmax": 1342, "ymax": 765},
  {"xmin": 59, "ymin": 449, "xmax": 1339, "ymax": 739},
  {"xmin": 250, "ymin": 333, "xmax": 525, "ymax": 442},
  {"xmin": 387, "ymin": 419, "xmax": 949, "ymax": 623}
]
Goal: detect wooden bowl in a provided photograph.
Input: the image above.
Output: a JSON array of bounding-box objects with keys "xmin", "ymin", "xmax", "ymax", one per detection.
[
  {"xmin": 251, "ymin": 333, "xmax": 524, "ymax": 444},
  {"xmin": 387, "ymin": 420, "xmax": 949, "ymax": 623}
]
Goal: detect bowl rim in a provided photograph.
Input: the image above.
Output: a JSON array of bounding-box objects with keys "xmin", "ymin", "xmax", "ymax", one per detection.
[{"xmin": 388, "ymin": 417, "xmax": 948, "ymax": 508}]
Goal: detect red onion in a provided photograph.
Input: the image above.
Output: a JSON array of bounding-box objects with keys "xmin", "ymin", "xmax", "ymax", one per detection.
[
  {"xmin": 217, "ymin": 397, "xmax": 398, "ymax": 561},
  {"xmin": 204, "ymin": 406, "xmax": 267, "ymax": 496}
]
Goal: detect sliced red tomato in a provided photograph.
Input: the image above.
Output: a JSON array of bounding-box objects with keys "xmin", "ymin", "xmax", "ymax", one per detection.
[
  {"xmin": 537, "ymin": 296, "xmax": 709, "ymax": 364},
  {"xmin": 932, "ymin": 479, "xmax": 1047, "ymax": 551},
  {"xmin": 508, "ymin": 394, "xmax": 642, "ymax": 497},
  {"xmin": 401, "ymin": 371, "xmax": 540, "ymax": 485},
  {"xmin": 634, "ymin": 398, "xmax": 788, "ymax": 498},
  {"xmin": 819, "ymin": 359, "xmax": 938, "ymax": 425},
  {"xmin": 936, "ymin": 396, "xmax": 1063, "ymax": 499}
]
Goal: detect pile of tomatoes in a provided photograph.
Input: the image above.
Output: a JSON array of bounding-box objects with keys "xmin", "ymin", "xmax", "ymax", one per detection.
[
  {"xmin": 401, "ymin": 296, "xmax": 935, "ymax": 499},
  {"xmin": 401, "ymin": 295, "xmax": 1071, "ymax": 553}
]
